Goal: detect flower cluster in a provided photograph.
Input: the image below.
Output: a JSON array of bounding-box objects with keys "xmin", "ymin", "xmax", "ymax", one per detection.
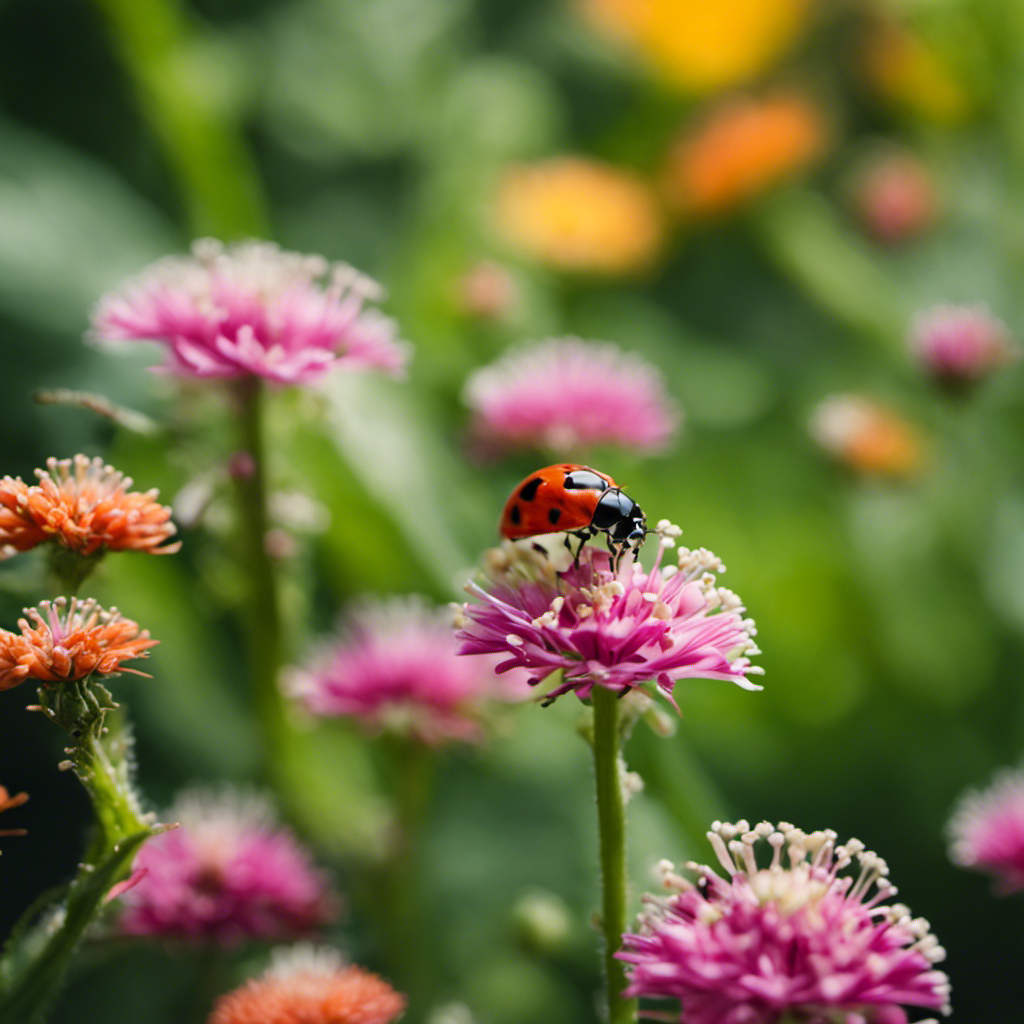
[
  {"xmin": 119, "ymin": 787, "xmax": 337, "ymax": 944},
  {"xmin": 286, "ymin": 597, "xmax": 528, "ymax": 745},
  {"xmin": 0, "ymin": 455, "xmax": 179, "ymax": 560},
  {"xmin": 809, "ymin": 394, "xmax": 923, "ymax": 477},
  {"xmin": 578, "ymin": 0, "xmax": 815, "ymax": 94},
  {"xmin": 0, "ymin": 598, "xmax": 156, "ymax": 692},
  {"xmin": 494, "ymin": 157, "xmax": 664, "ymax": 276},
  {"xmin": 910, "ymin": 305, "xmax": 1017, "ymax": 387},
  {"xmin": 208, "ymin": 945, "xmax": 405, "ymax": 1024},
  {"xmin": 91, "ymin": 238, "xmax": 408, "ymax": 385},
  {"xmin": 456, "ymin": 526, "xmax": 761, "ymax": 705},
  {"xmin": 463, "ymin": 337, "xmax": 681, "ymax": 458},
  {"xmin": 619, "ymin": 821, "xmax": 951, "ymax": 1024},
  {"xmin": 662, "ymin": 91, "xmax": 826, "ymax": 217},
  {"xmin": 948, "ymin": 767, "xmax": 1024, "ymax": 894}
]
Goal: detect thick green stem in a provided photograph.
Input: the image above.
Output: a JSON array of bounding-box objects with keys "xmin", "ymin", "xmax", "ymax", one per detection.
[
  {"xmin": 380, "ymin": 737, "xmax": 435, "ymax": 1019},
  {"xmin": 232, "ymin": 378, "xmax": 287, "ymax": 780},
  {"xmin": 89, "ymin": 0, "xmax": 268, "ymax": 239},
  {"xmin": 0, "ymin": 681, "xmax": 158, "ymax": 1024},
  {"xmin": 592, "ymin": 687, "xmax": 636, "ymax": 1024}
]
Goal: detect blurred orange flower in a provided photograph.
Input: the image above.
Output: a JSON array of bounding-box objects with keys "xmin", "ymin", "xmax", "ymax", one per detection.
[
  {"xmin": 495, "ymin": 157, "xmax": 664, "ymax": 276},
  {"xmin": 209, "ymin": 946, "xmax": 405, "ymax": 1024},
  {"xmin": 580, "ymin": 0, "xmax": 816, "ymax": 94},
  {"xmin": 0, "ymin": 597, "xmax": 158, "ymax": 692},
  {"xmin": 662, "ymin": 92, "xmax": 827, "ymax": 217},
  {"xmin": 810, "ymin": 394, "xmax": 924, "ymax": 477},
  {"xmin": 0, "ymin": 455, "xmax": 180, "ymax": 560},
  {"xmin": 861, "ymin": 20, "xmax": 972, "ymax": 126}
]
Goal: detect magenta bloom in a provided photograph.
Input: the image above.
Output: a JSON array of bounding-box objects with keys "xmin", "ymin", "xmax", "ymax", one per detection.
[
  {"xmin": 456, "ymin": 525, "xmax": 761, "ymax": 705},
  {"xmin": 948, "ymin": 768, "xmax": 1024, "ymax": 893},
  {"xmin": 91, "ymin": 239, "xmax": 408, "ymax": 384},
  {"xmin": 619, "ymin": 821, "xmax": 951, "ymax": 1024},
  {"xmin": 462, "ymin": 337, "xmax": 681, "ymax": 457},
  {"xmin": 119, "ymin": 787, "xmax": 337, "ymax": 944},
  {"xmin": 285, "ymin": 597, "xmax": 529, "ymax": 745},
  {"xmin": 910, "ymin": 305, "xmax": 1017, "ymax": 386}
]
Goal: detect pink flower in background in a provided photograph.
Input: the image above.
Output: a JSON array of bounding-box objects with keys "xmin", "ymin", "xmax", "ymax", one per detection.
[
  {"xmin": 910, "ymin": 304, "xmax": 1017, "ymax": 386},
  {"xmin": 208, "ymin": 945, "xmax": 405, "ymax": 1024},
  {"xmin": 91, "ymin": 239, "xmax": 408, "ymax": 385},
  {"xmin": 456, "ymin": 525, "xmax": 761, "ymax": 705},
  {"xmin": 463, "ymin": 337, "xmax": 681, "ymax": 457},
  {"xmin": 285, "ymin": 597, "xmax": 528, "ymax": 745},
  {"xmin": 948, "ymin": 768, "xmax": 1024, "ymax": 893},
  {"xmin": 619, "ymin": 821, "xmax": 951, "ymax": 1024},
  {"xmin": 119, "ymin": 787, "xmax": 336, "ymax": 944},
  {"xmin": 851, "ymin": 148, "xmax": 938, "ymax": 244}
]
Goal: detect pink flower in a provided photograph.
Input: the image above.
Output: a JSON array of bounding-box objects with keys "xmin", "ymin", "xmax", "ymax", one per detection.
[
  {"xmin": 910, "ymin": 305, "xmax": 1017, "ymax": 386},
  {"xmin": 119, "ymin": 787, "xmax": 337, "ymax": 944},
  {"xmin": 619, "ymin": 821, "xmax": 951, "ymax": 1024},
  {"xmin": 91, "ymin": 239, "xmax": 408, "ymax": 385},
  {"xmin": 463, "ymin": 337, "xmax": 681, "ymax": 458},
  {"xmin": 851, "ymin": 149, "xmax": 938, "ymax": 244},
  {"xmin": 285, "ymin": 597, "xmax": 528, "ymax": 745},
  {"xmin": 456, "ymin": 524, "xmax": 762, "ymax": 705},
  {"xmin": 948, "ymin": 767, "xmax": 1024, "ymax": 893}
]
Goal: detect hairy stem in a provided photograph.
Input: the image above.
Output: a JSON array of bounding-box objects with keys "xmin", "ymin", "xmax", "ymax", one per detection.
[
  {"xmin": 0, "ymin": 682, "xmax": 158, "ymax": 1024},
  {"xmin": 592, "ymin": 686, "xmax": 636, "ymax": 1024}
]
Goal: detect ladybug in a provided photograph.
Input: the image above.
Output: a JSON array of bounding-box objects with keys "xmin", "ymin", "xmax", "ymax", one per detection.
[{"xmin": 499, "ymin": 464, "xmax": 647, "ymax": 567}]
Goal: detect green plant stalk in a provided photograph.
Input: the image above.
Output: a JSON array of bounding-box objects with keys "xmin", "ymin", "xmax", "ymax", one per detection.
[
  {"xmin": 89, "ymin": 0, "xmax": 267, "ymax": 239},
  {"xmin": 380, "ymin": 736, "xmax": 435, "ymax": 1018},
  {"xmin": 233, "ymin": 378, "xmax": 288, "ymax": 780},
  {"xmin": 591, "ymin": 686, "xmax": 636, "ymax": 1024},
  {"xmin": 0, "ymin": 681, "xmax": 158, "ymax": 1024}
]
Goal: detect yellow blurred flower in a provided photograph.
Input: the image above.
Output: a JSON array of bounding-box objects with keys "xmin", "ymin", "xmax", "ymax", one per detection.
[
  {"xmin": 495, "ymin": 157, "xmax": 664, "ymax": 276},
  {"xmin": 661, "ymin": 92, "xmax": 827, "ymax": 218},
  {"xmin": 861, "ymin": 19, "xmax": 972, "ymax": 126},
  {"xmin": 810, "ymin": 394, "xmax": 924, "ymax": 478},
  {"xmin": 580, "ymin": 0, "xmax": 816, "ymax": 94}
]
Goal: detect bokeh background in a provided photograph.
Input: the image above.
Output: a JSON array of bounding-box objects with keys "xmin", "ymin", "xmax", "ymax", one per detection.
[{"xmin": 1, "ymin": 0, "xmax": 1022, "ymax": 1020}]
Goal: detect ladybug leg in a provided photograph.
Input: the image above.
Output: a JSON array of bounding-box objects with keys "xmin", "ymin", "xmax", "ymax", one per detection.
[{"xmin": 566, "ymin": 529, "xmax": 591, "ymax": 570}]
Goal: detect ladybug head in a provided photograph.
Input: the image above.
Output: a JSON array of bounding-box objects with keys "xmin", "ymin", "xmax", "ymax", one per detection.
[{"xmin": 592, "ymin": 488, "xmax": 647, "ymax": 560}]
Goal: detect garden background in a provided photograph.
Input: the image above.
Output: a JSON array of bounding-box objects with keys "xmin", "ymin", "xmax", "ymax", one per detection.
[{"xmin": 0, "ymin": 0, "xmax": 1021, "ymax": 1021}]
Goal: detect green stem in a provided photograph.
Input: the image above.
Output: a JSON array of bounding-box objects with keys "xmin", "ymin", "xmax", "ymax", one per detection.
[
  {"xmin": 591, "ymin": 687, "xmax": 636, "ymax": 1024},
  {"xmin": 0, "ymin": 682, "xmax": 158, "ymax": 1024},
  {"xmin": 232, "ymin": 378, "xmax": 287, "ymax": 780},
  {"xmin": 89, "ymin": 0, "xmax": 268, "ymax": 239},
  {"xmin": 380, "ymin": 736, "xmax": 435, "ymax": 1019}
]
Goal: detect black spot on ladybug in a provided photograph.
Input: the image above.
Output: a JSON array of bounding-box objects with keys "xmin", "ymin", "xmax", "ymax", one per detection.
[
  {"xmin": 519, "ymin": 477, "xmax": 544, "ymax": 502},
  {"xmin": 509, "ymin": 504, "xmax": 522, "ymax": 525},
  {"xmin": 547, "ymin": 507, "xmax": 562, "ymax": 526}
]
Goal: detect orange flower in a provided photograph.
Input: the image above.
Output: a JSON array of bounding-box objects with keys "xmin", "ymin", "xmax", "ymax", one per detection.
[
  {"xmin": 0, "ymin": 455, "xmax": 181, "ymax": 560},
  {"xmin": 209, "ymin": 946, "xmax": 405, "ymax": 1024},
  {"xmin": 861, "ymin": 19, "xmax": 972, "ymax": 126},
  {"xmin": 579, "ymin": 0, "xmax": 815, "ymax": 94},
  {"xmin": 0, "ymin": 597, "xmax": 158, "ymax": 692},
  {"xmin": 495, "ymin": 157, "xmax": 664, "ymax": 276},
  {"xmin": 810, "ymin": 394, "xmax": 924, "ymax": 477},
  {"xmin": 0, "ymin": 786, "xmax": 28, "ymax": 838},
  {"xmin": 662, "ymin": 92, "xmax": 827, "ymax": 217}
]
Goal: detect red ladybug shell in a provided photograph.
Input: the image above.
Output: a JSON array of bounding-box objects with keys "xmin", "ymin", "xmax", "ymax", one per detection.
[{"xmin": 499, "ymin": 464, "xmax": 618, "ymax": 540}]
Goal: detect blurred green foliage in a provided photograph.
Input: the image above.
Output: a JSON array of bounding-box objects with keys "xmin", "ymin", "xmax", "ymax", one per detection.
[{"xmin": 2, "ymin": 0, "xmax": 1024, "ymax": 1021}]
